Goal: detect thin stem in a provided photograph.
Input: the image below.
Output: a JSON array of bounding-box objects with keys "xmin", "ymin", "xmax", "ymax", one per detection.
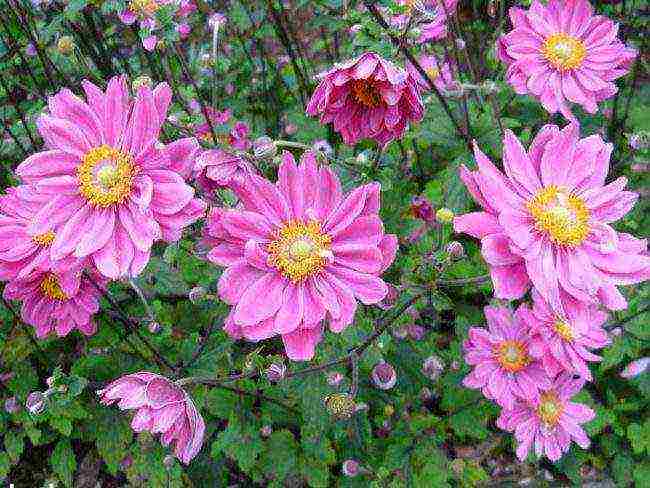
[{"xmin": 128, "ymin": 279, "xmax": 157, "ymax": 325}]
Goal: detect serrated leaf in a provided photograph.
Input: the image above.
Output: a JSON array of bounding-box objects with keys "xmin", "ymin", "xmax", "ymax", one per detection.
[{"xmin": 51, "ymin": 439, "xmax": 76, "ymax": 487}]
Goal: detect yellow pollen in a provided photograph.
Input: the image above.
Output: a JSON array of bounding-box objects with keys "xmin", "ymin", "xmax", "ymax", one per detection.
[
  {"xmin": 77, "ymin": 145, "xmax": 136, "ymax": 208},
  {"xmin": 554, "ymin": 318, "xmax": 574, "ymax": 342},
  {"xmin": 32, "ymin": 231, "xmax": 55, "ymax": 247},
  {"xmin": 129, "ymin": 0, "xmax": 158, "ymax": 16},
  {"xmin": 494, "ymin": 340, "xmax": 530, "ymax": 373},
  {"xmin": 425, "ymin": 67, "xmax": 440, "ymax": 80},
  {"xmin": 267, "ymin": 220, "xmax": 332, "ymax": 282},
  {"xmin": 40, "ymin": 273, "xmax": 68, "ymax": 301},
  {"xmin": 542, "ymin": 33, "xmax": 587, "ymax": 71},
  {"xmin": 537, "ymin": 392, "xmax": 564, "ymax": 426},
  {"xmin": 527, "ymin": 186, "xmax": 590, "ymax": 247},
  {"xmin": 351, "ymin": 79, "xmax": 383, "ymax": 108}
]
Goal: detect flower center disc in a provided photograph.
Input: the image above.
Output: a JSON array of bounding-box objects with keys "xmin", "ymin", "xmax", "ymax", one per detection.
[
  {"xmin": 425, "ymin": 67, "xmax": 440, "ymax": 80},
  {"xmin": 32, "ymin": 231, "xmax": 55, "ymax": 247},
  {"xmin": 267, "ymin": 220, "xmax": 332, "ymax": 282},
  {"xmin": 527, "ymin": 186, "xmax": 590, "ymax": 247},
  {"xmin": 554, "ymin": 318, "xmax": 574, "ymax": 342},
  {"xmin": 130, "ymin": 0, "xmax": 158, "ymax": 16},
  {"xmin": 542, "ymin": 33, "xmax": 587, "ymax": 71},
  {"xmin": 351, "ymin": 79, "xmax": 382, "ymax": 108},
  {"xmin": 537, "ymin": 392, "xmax": 564, "ymax": 426},
  {"xmin": 77, "ymin": 145, "xmax": 135, "ymax": 207},
  {"xmin": 40, "ymin": 273, "xmax": 68, "ymax": 301},
  {"xmin": 495, "ymin": 340, "xmax": 530, "ymax": 373}
]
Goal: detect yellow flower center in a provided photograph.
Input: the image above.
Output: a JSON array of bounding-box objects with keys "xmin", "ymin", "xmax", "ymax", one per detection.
[
  {"xmin": 554, "ymin": 318, "xmax": 574, "ymax": 342},
  {"xmin": 537, "ymin": 391, "xmax": 564, "ymax": 426},
  {"xmin": 527, "ymin": 186, "xmax": 590, "ymax": 247},
  {"xmin": 542, "ymin": 33, "xmax": 587, "ymax": 71},
  {"xmin": 267, "ymin": 220, "xmax": 332, "ymax": 282},
  {"xmin": 77, "ymin": 145, "xmax": 135, "ymax": 207},
  {"xmin": 425, "ymin": 67, "xmax": 440, "ymax": 80},
  {"xmin": 351, "ymin": 79, "xmax": 382, "ymax": 108},
  {"xmin": 129, "ymin": 0, "xmax": 158, "ymax": 16},
  {"xmin": 495, "ymin": 340, "xmax": 530, "ymax": 373},
  {"xmin": 32, "ymin": 231, "xmax": 55, "ymax": 247},
  {"xmin": 40, "ymin": 273, "xmax": 68, "ymax": 301}
]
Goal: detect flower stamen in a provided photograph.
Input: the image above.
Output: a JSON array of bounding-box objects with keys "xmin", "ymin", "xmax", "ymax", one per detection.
[
  {"xmin": 537, "ymin": 391, "xmax": 564, "ymax": 426},
  {"xmin": 351, "ymin": 79, "xmax": 383, "ymax": 108},
  {"xmin": 77, "ymin": 145, "xmax": 135, "ymax": 207},
  {"xmin": 495, "ymin": 340, "xmax": 530, "ymax": 373},
  {"xmin": 542, "ymin": 33, "xmax": 587, "ymax": 71},
  {"xmin": 40, "ymin": 273, "xmax": 68, "ymax": 301},
  {"xmin": 527, "ymin": 186, "xmax": 590, "ymax": 247},
  {"xmin": 554, "ymin": 318, "xmax": 574, "ymax": 342},
  {"xmin": 32, "ymin": 231, "xmax": 55, "ymax": 247}
]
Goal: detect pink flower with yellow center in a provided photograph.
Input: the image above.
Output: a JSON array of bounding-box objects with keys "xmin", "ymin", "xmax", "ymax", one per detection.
[
  {"xmin": 497, "ymin": 374, "xmax": 595, "ymax": 462},
  {"xmin": 97, "ymin": 372, "xmax": 205, "ymax": 464},
  {"xmin": 454, "ymin": 124, "xmax": 650, "ymax": 313},
  {"xmin": 462, "ymin": 305, "xmax": 551, "ymax": 410},
  {"xmin": 203, "ymin": 150, "xmax": 397, "ymax": 361},
  {"xmin": 524, "ymin": 290, "xmax": 610, "ymax": 381},
  {"xmin": 497, "ymin": 0, "xmax": 637, "ymax": 120},
  {"xmin": 406, "ymin": 54, "xmax": 458, "ymax": 93},
  {"xmin": 15, "ymin": 76, "xmax": 206, "ymax": 279},
  {"xmin": 2, "ymin": 263, "xmax": 105, "ymax": 338},
  {"xmin": 306, "ymin": 52, "xmax": 424, "ymax": 146}
]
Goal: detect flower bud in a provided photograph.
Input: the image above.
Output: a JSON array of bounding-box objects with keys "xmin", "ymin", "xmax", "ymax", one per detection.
[
  {"xmin": 342, "ymin": 459, "xmax": 360, "ymax": 477},
  {"xmin": 188, "ymin": 286, "xmax": 207, "ymax": 303},
  {"xmin": 376, "ymin": 283, "xmax": 398, "ymax": 310},
  {"xmin": 349, "ymin": 24, "xmax": 362, "ymax": 35},
  {"xmin": 58, "ymin": 384, "xmax": 68, "ymax": 394},
  {"xmin": 407, "ymin": 324, "xmax": 426, "ymax": 341},
  {"xmin": 621, "ymin": 357, "xmax": 650, "ymax": 379},
  {"xmin": 631, "ymin": 163, "xmax": 649, "ymax": 173},
  {"xmin": 326, "ymin": 372, "xmax": 344, "ymax": 386},
  {"xmin": 455, "ymin": 38, "xmax": 466, "ymax": 50},
  {"xmin": 383, "ymin": 404, "xmax": 395, "ymax": 417},
  {"xmin": 422, "ymin": 355, "xmax": 445, "ymax": 381},
  {"xmin": 630, "ymin": 132, "xmax": 650, "ymax": 150},
  {"xmin": 284, "ymin": 123, "xmax": 298, "ymax": 136},
  {"xmin": 260, "ymin": 425, "xmax": 272, "ymax": 438},
  {"xmin": 163, "ymin": 454, "xmax": 175, "ymax": 469},
  {"xmin": 4, "ymin": 396, "xmax": 20, "ymax": 414},
  {"xmin": 419, "ymin": 386, "xmax": 433, "ymax": 402},
  {"xmin": 609, "ymin": 327, "xmax": 623, "ymax": 338},
  {"xmin": 46, "ymin": 376, "xmax": 56, "ymax": 387},
  {"xmin": 313, "ymin": 139, "xmax": 333, "ymax": 156},
  {"xmin": 371, "ymin": 361, "xmax": 397, "ymax": 390},
  {"xmin": 26, "ymin": 391, "xmax": 45, "ymax": 415},
  {"xmin": 356, "ymin": 152, "xmax": 368, "ymax": 164},
  {"xmin": 132, "ymin": 75, "xmax": 152, "ymax": 91},
  {"xmin": 119, "ymin": 455, "xmax": 133, "ymax": 471},
  {"xmin": 446, "ymin": 241, "xmax": 465, "ymax": 259},
  {"xmin": 147, "ymin": 321, "xmax": 161, "ymax": 334},
  {"xmin": 265, "ymin": 363, "xmax": 286, "ymax": 382},
  {"xmin": 436, "ymin": 208, "xmax": 454, "ymax": 224},
  {"xmin": 324, "ymin": 393, "xmax": 356, "ymax": 420},
  {"xmin": 57, "ymin": 36, "xmax": 74, "ymax": 55},
  {"xmin": 253, "ymin": 136, "xmax": 277, "ymax": 159},
  {"xmin": 392, "ymin": 325, "xmax": 409, "ymax": 340}
]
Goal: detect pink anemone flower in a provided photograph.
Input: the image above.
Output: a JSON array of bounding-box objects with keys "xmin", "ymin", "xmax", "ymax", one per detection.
[
  {"xmin": 3, "ymin": 263, "xmax": 105, "ymax": 338},
  {"xmin": 524, "ymin": 290, "xmax": 610, "ymax": 381},
  {"xmin": 462, "ymin": 305, "xmax": 551, "ymax": 410},
  {"xmin": 97, "ymin": 372, "xmax": 205, "ymax": 464},
  {"xmin": 454, "ymin": 124, "xmax": 650, "ymax": 313},
  {"xmin": 497, "ymin": 0, "xmax": 637, "ymax": 121},
  {"xmin": 194, "ymin": 149, "xmax": 254, "ymax": 193},
  {"xmin": 497, "ymin": 374, "xmax": 595, "ymax": 462},
  {"xmin": 407, "ymin": 54, "xmax": 458, "ymax": 93},
  {"xmin": 15, "ymin": 75, "xmax": 206, "ymax": 279},
  {"xmin": 203, "ymin": 150, "xmax": 397, "ymax": 361},
  {"xmin": 306, "ymin": 52, "xmax": 424, "ymax": 146}
]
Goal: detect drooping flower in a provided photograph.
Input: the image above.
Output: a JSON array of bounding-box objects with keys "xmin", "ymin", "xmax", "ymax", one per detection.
[
  {"xmin": 306, "ymin": 52, "xmax": 424, "ymax": 146},
  {"xmin": 524, "ymin": 290, "xmax": 609, "ymax": 380},
  {"xmin": 497, "ymin": 373, "xmax": 595, "ymax": 462},
  {"xmin": 391, "ymin": 0, "xmax": 459, "ymax": 43},
  {"xmin": 462, "ymin": 305, "xmax": 552, "ymax": 410},
  {"xmin": 15, "ymin": 76, "xmax": 206, "ymax": 279},
  {"xmin": 620, "ymin": 357, "xmax": 650, "ymax": 379},
  {"xmin": 97, "ymin": 372, "xmax": 205, "ymax": 464},
  {"xmin": 3, "ymin": 263, "xmax": 105, "ymax": 338},
  {"xmin": 194, "ymin": 149, "xmax": 254, "ymax": 193},
  {"xmin": 496, "ymin": 0, "xmax": 637, "ymax": 121},
  {"xmin": 407, "ymin": 54, "xmax": 458, "ymax": 93},
  {"xmin": 454, "ymin": 124, "xmax": 650, "ymax": 312},
  {"xmin": 203, "ymin": 150, "xmax": 397, "ymax": 361}
]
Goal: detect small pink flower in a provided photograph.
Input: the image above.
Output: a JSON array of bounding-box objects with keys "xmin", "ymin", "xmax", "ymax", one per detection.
[
  {"xmin": 15, "ymin": 76, "xmax": 206, "ymax": 279},
  {"xmin": 497, "ymin": 0, "xmax": 637, "ymax": 121},
  {"xmin": 393, "ymin": 0, "xmax": 458, "ymax": 42},
  {"xmin": 3, "ymin": 263, "xmax": 105, "ymax": 338},
  {"xmin": 454, "ymin": 124, "xmax": 650, "ymax": 313},
  {"xmin": 176, "ymin": 0, "xmax": 196, "ymax": 18},
  {"xmin": 497, "ymin": 374, "xmax": 595, "ymax": 462},
  {"xmin": 525, "ymin": 290, "xmax": 610, "ymax": 381},
  {"xmin": 97, "ymin": 372, "xmax": 205, "ymax": 464},
  {"xmin": 208, "ymin": 12, "xmax": 226, "ymax": 29},
  {"xmin": 176, "ymin": 22, "xmax": 191, "ymax": 38},
  {"xmin": 229, "ymin": 121, "xmax": 251, "ymax": 150},
  {"xmin": 25, "ymin": 43, "xmax": 37, "ymax": 57},
  {"xmin": 620, "ymin": 357, "xmax": 650, "ymax": 379},
  {"xmin": 142, "ymin": 35, "xmax": 158, "ymax": 51},
  {"xmin": 462, "ymin": 305, "xmax": 552, "ymax": 410},
  {"xmin": 407, "ymin": 54, "xmax": 458, "ymax": 93},
  {"xmin": 306, "ymin": 52, "xmax": 424, "ymax": 146},
  {"xmin": 194, "ymin": 149, "xmax": 254, "ymax": 192},
  {"xmin": 371, "ymin": 361, "xmax": 397, "ymax": 390},
  {"xmin": 203, "ymin": 151, "xmax": 397, "ymax": 361}
]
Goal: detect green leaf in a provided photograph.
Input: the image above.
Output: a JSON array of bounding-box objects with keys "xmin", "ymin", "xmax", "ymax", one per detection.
[
  {"xmin": 4, "ymin": 431, "xmax": 24, "ymax": 463},
  {"xmin": 627, "ymin": 419, "xmax": 650, "ymax": 455},
  {"xmin": 93, "ymin": 411, "xmax": 133, "ymax": 476},
  {"xmin": 51, "ymin": 439, "xmax": 77, "ymax": 487}
]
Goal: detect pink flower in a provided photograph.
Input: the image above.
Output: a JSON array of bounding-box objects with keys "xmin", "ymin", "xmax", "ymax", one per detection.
[
  {"xmin": 525, "ymin": 290, "xmax": 610, "ymax": 381},
  {"xmin": 392, "ymin": 0, "xmax": 458, "ymax": 42},
  {"xmin": 176, "ymin": 22, "xmax": 191, "ymax": 38},
  {"xmin": 462, "ymin": 305, "xmax": 552, "ymax": 410},
  {"xmin": 306, "ymin": 52, "xmax": 424, "ymax": 146},
  {"xmin": 142, "ymin": 35, "xmax": 158, "ymax": 51},
  {"xmin": 203, "ymin": 151, "xmax": 397, "ymax": 361},
  {"xmin": 497, "ymin": 374, "xmax": 595, "ymax": 462},
  {"xmin": 3, "ymin": 263, "xmax": 105, "ymax": 338},
  {"xmin": 97, "ymin": 372, "xmax": 205, "ymax": 464},
  {"xmin": 497, "ymin": 0, "xmax": 637, "ymax": 120},
  {"xmin": 454, "ymin": 124, "xmax": 650, "ymax": 312},
  {"xmin": 620, "ymin": 357, "xmax": 650, "ymax": 379},
  {"xmin": 229, "ymin": 121, "xmax": 251, "ymax": 151},
  {"xmin": 407, "ymin": 55, "xmax": 458, "ymax": 93},
  {"xmin": 194, "ymin": 149, "xmax": 254, "ymax": 192},
  {"xmin": 15, "ymin": 76, "xmax": 206, "ymax": 279}
]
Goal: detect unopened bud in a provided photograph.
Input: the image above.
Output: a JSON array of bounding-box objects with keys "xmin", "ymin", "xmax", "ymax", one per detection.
[
  {"xmin": 407, "ymin": 324, "xmax": 426, "ymax": 341},
  {"xmin": 46, "ymin": 376, "xmax": 56, "ymax": 387},
  {"xmin": 342, "ymin": 459, "xmax": 361, "ymax": 477},
  {"xmin": 260, "ymin": 425, "xmax": 273, "ymax": 437},
  {"xmin": 4, "ymin": 396, "xmax": 20, "ymax": 414},
  {"xmin": 446, "ymin": 241, "xmax": 465, "ymax": 259},
  {"xmin": 266, "ymin": 363, "xmax": 286, "ymax": 383},
  {"xmin": 487, "ymin": 0, "xmax": 497, "ymax": 18},
  {"xmin": 371, "ymin": 361, "xmax": 397, "ymax": 390},
  {"xmin": 621, "ymin": 357, "xmax": 650, "ymax": 379},
  {"xmin": 26, "ymin": 391, "xmax": 45, "ymax": 415},
  {"xmin": 147, "ymin": 321, "xmax": 161, "ymax": 334},
  {"xmin": 455, "ymin": 38, "xmax": 466, "ymax": 50},
  {"xmin": 57, "ymin": 36, "xmax": 74, "ymax": 55},
  {"xmin": 610, "ymin": 327, "xmax": 623, "ymax": 338},
  {"xmin": 188, "ymin": 286, "xmax": 206, "ymax": 303},
  {"xmin": 422, "ymin": 355, "xmax": 445, "ymax": 381},
  {"xmin": 326, "ymin": 372, "xmax": 344, "ymax": 386},
  {"xmin": 377, "ymin": 283, "xmax": 399, "ymax": 310},
  {"xmin": 419, "ymin": 386, "xmax": 433, "ymax": 402},
  {"xmin": 253, "ymin": 136, "xmax": 277, "ymax": 159},
  {"xmin": 630, "ymin": 132, "xmax": 650, "ymax": 150},
  {"xmin": 58, "ymin": 384, "xmax": 68, "ymax": 394},
  {"xmin": 132, "ymin": 75, "xmax": 152, "ymax": 91},
  {"xmin": 436, "ymin": 208, "xmax": 454, "ymax": 224},
  {"xmin": 163, "ymin": 454, "xmax": 175, "ymax": 469},
  {"xmin": 631, "ymin": 163, "xmax": 649, "ymax": 173},
  {"xmin": 324, "ymin": 393, "xmax": 356, "ymax": 420},
  {"xmin": 356, "ymin": 152, "xmax": 368, "ymax": 164}
]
